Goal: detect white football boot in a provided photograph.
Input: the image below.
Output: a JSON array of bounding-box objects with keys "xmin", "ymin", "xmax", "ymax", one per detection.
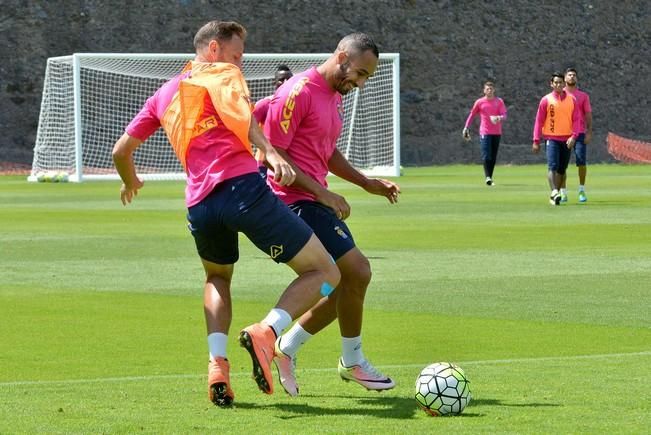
[{"xmin": 337, "ymin": 358, "xmax": 395, "ymax": 391}]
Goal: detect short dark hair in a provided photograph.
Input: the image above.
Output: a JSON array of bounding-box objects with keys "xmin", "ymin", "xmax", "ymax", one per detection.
[
  {"xmin": 484, "ymin": 80, "xmax": 495, "ymax": 87},
  {"xmin": 193, "ymin": 21, "xmax": 247, "ymax": 50},
  {"xmin": 550, "ymin": 71, "xmax": 564, "ymax": 82},
  {"xmin": 565, "ymin": 67, "xmax": 578, "ymax": 76},
  {"xmin": 337, "ymin": 32, "xmax": 379, "ymax": 58},
  {"xmin": 276, "ymin": 64, "xmax": 291, "ymax": 73}
]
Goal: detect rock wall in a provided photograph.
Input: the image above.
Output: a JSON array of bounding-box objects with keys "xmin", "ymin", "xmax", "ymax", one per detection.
[{"xmin": 1, "ymin": 0, "xmax": 650, "ymax": 166}]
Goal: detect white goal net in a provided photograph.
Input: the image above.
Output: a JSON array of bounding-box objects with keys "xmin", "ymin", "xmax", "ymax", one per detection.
[{"xmin": 30, "ymin": 53, "xmax": 400, "ymax": 182}]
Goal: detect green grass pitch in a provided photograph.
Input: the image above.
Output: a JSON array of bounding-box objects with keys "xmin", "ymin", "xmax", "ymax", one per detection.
[{"xmin": 1, "ymin": 164, "xmax": 650, "ymax": 433}]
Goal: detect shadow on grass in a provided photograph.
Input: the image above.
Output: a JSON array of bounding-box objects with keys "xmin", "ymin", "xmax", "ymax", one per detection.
[
  {"xmin": 235, "ymin": 394, "xmax": 418, "ymax": 419},
  {"xmin": 233, "ymin": 396, "xmax": 560, "ymax": 419},
  {"xmin": 472, "ymin": 398, "xmax": 561, "ymax": 408}
]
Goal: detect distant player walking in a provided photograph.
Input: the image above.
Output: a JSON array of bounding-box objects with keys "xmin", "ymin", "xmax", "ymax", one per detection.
[
  {"xmin": 264, "ymin": 33, "xmax": 400, "ymax": 396},
  {"xmin": 463, "ymin": 81, "xmax": 507, "ymax": 186},
  {"xmin": 561, "ymin": 67, "xmax": 592, "ymax": 203},
  {"xmin": 111, "ymin": 20, "xmax": 339, "ymax": 407},
  {"xmin": 532, "ymin": 72, "xmax": 580, "ymax": 205}
]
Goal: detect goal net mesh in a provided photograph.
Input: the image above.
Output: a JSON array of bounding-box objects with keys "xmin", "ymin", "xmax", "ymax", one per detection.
[{"xmin": 31, "ymin": 53, "xmax": 399, "ymax": 181}]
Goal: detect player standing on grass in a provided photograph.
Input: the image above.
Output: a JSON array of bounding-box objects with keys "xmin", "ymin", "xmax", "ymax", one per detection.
[
  {"xmin": 263, "ymin": 33, "xmax": 400, "ymax": 396},
  {"xmin": 252, "ymin": 65, "xmax": 293, "ymax": 177},
  {"xmin": 111, "ymin": 20, "xmax": 339, "ymax": 408},
  {"xmin": 462, "ymin": 81, "xmax": 507, "ymax": 186},
  {"xmin": 560, "ymin": 67, "xmax": 592, "ymax": 203},
  {"xmin": 532, "ymin": 72, "xmax": 580, "ymax": 205}
]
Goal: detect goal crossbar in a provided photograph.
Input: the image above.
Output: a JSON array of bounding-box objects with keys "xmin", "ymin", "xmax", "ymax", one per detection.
[{"xmin": 30, "ymin": 52, "xmax": 400, "ymax": 182}]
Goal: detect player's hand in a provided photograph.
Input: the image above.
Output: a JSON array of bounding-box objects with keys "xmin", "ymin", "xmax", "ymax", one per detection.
[
  {"xmin": 316, "ymin": 190, "xmax": 351, "ymax": 220},
  {"xmin": 566, "ymin": 137, "xmax": 576, "ymax": 149},
  {"xmin": 585, "ymin": 132, "xmax": 592, "ymax": 144},
  {"xmin": 266, "ymin": 149, "xmax": 296, "ymax": 186},
  {"xmin": 489, "ymin": 115, "xmax": 501, "ymax": 125},
  {"xmin": 532, "ymin": 142, "xmax": 540, "ymax": 154},
  {"xmin": 120, "ymin": 178, "xmax": 144, "ymax": 206},
  {"xmin": 364, "ymin": 178, "xmax": 401, "ymax": 204},
  {"xmin": 462, "ymin": 128, "xmax": 471, "ymax": 141}
]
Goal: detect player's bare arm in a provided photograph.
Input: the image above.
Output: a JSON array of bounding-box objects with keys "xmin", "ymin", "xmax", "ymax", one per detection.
[
  {"xmin": 566, "ymin": 137, "xmax": 576, "ymax": 149},
  {"xmin": 532, "ymin": 142, "xmax": 541, "ymax": 153},
  {"xmin": 112, "ymin": 132, "xmax": 145, "ymax": 205},
  {"xmin": 328, "ymin": 149, "xmax": 400, "ymax": 204},
  {"xmin": 248, "ymin": 121, "xmax": 295, "ymax": 186},
  {"xmin": 585, "ymin": 111, "xmax": 593, "ymax": 144}
]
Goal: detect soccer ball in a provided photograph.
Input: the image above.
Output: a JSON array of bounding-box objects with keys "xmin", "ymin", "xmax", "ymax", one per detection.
[{"xmin": 415, "ymin": 362, "xmax": 471, "ymax": 416}]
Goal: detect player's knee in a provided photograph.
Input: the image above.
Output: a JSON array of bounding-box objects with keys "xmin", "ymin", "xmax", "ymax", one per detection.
[
  {"xmin": 355, "ymin": 257, "xmax": 372, "ymax": 288},
  {"xmin": 323, "ymin": 261, "xmax": 341, "ymax": 290},
  {"xmin": 341, "ymin": 256, "xmax": 371, "ymax": 294}
]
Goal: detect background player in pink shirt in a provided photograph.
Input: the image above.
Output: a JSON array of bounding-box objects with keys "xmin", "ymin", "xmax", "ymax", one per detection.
[
  {"xmin": 561, "ymin": 67, "xmax": 593, "ymax": 203},
  {"xmin": 263, "ymin": 33, "xmax": 400, "ymax": 395},
  {"xmin": 111, "ymin": 20, "xmax": 340, "ymax": 408},
  {"xmin": 463, "ymin": 81, "xmax": 507, "ymax": 186},
  {"xmin": 252, "ymin": 64, "xmax": 293, "ymax": 177}
]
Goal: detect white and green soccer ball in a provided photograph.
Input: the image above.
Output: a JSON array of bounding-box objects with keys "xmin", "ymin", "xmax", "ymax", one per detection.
[{"xmin": 415, "ymin": 362, "xmax": 471, "ymax": 416}]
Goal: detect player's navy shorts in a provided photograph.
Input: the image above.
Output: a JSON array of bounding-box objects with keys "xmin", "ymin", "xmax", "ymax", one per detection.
[
  {"xmin": 545, "ymin": 139, "xmax": 572, "ymax": 175},
  {"xmin": 187, "ymin": 172, "xmax": 313, "ymax": 265},
  {"xmin": 573, "ymin": 133, "xmax": 587, "ymax": 166},
  {"xmin": 289, "ymin": 200, "xmax": 355, "ymax": 261},
  {"xmin": 479, "ymin": 134, "xmax": 501, "ymax": 162}
]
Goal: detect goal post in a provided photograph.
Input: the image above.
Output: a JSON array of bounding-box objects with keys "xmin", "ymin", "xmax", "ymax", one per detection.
[{"xmin": 29, "ymin": 52, "xmax": 400, "ymax": 182}]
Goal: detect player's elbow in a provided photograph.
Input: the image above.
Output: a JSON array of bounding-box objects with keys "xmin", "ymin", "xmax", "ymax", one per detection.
[{"xmin": 112, "ymin": 133, "xmax": 138, "ymax": 161}]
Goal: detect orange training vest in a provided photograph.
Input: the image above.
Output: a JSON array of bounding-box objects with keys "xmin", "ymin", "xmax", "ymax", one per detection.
[
  {"xmin": 161, "ymin": 61, "xmax": 253, "ymax": 169},
  {"xmin": 542, "ymin": 92, "xmax": 574, "ymax": 137}
]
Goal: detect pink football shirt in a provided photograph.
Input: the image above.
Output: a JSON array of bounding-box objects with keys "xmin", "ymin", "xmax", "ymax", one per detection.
[
  {"xmin": 464, "ymin": 97, "xmax": 507, "ymax": 135},
  {"xmin": 565, "ymin": 88, "xmax": 592, "ymax": 134},
  {"xmin": 252, "ymin": 96, "xmax": 271, "ymax": 125},
  {"xmin": 126, "ymin": 71, "xmax": 258, "ymax": 207},
  {"xmin": 264, "ymin": 67, "xmax": 343, "ymax": 204}
]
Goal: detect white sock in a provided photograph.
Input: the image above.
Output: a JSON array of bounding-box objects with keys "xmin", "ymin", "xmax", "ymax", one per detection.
[
  {"xmin": 560, "ymin": 188, "xmax": 567, "ymax": 195},
  {"xmin": 579, "ymin": 185, "xmax": 585, "ymax": 192},
  {"xmin": 207, "ymin": 332, "xmax": 228, "ymax": 360},
  {"xmin": 279, "ymin": 323, "xmax": 313, "ymax": 357},
  {"xmin": 262, "ymin": 308, "xmax": 292, "ymax": 337},
  {"xmin": 341, "ymin": 336, "xmax": 364, "ymax": 367},
  {"xmin": 551, "ymin": 189, "xmax": 559, "ymax": 196}
]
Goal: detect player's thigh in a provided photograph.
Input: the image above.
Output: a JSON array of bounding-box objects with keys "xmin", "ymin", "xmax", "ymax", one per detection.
[
  {"xmin": 335, "ymin": 247, "xmax": 371, "ymax": 286},
  {"xmin": 545, "ymin": 140, "xmax": 561, "ymax": 171},
  {"xmin": 558, "ymin": 144, "xmax": 572, "ymax": 174},
  {"xmin": 200, "ymin": 258, "xmax": 234, "ymax": 282},
  {"xmin": 187, "ymin": 185, "xmax": 240, "ymax": 265},
  {"xmin": 574, "ymin": 134, "xmax": 587, "ymax": 166},
  {"xmin": 479, "ymin": 135, "xmax": 490, "ymax": 161},
  {"xmin": 225, "ymin": 174, "xmax": 314, "ymax": 264},
  {"xmin": 285, "ymin": 233, "xmax": 339, "ymax": 283},
  {"xmin": 490, "ymin": 135, "xmax": 501, "ymax": 159},
  {"xmin": 290, "ymin": 201, "xmax": 356, "ymax": 261}
]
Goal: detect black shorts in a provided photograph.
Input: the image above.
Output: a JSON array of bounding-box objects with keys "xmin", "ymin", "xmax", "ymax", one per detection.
[
  {"xmin": 289, "ymin": 200, "xmax": 356, "ymax": 261},
  {"xmin": 187, "ymin": 173, "xmax": 313, "ymax": 264}
]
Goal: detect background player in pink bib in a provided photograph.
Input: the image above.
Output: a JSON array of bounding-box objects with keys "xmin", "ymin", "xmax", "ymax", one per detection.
[{"xmin": 263, "ymin": 33, "xmax": 401, "ymax": 395}]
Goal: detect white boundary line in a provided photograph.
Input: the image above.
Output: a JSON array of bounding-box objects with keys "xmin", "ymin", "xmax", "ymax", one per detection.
[{"xmin": 1, "ymin": 350, "xmax": 649, "ymax": 388}]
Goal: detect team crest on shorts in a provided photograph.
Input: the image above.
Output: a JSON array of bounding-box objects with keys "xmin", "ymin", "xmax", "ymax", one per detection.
[
  {"xmin": 270, "ymin": 245, "xmax": 284, "ymax": 259},
  {"xmin": 334, "ymin": 226, "xmax": 348, "ymax": 239}
]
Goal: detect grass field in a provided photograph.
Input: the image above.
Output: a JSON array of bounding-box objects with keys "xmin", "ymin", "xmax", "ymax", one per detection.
[{"xmin": 1, "ymin": 164, "xmax": 650, "ymax": 434}]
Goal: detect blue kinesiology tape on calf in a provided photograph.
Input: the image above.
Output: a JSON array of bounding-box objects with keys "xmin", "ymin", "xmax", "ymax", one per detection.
[{"xmin": 320, "ymin": 282, "xmax": 334, "ymax": 296}]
